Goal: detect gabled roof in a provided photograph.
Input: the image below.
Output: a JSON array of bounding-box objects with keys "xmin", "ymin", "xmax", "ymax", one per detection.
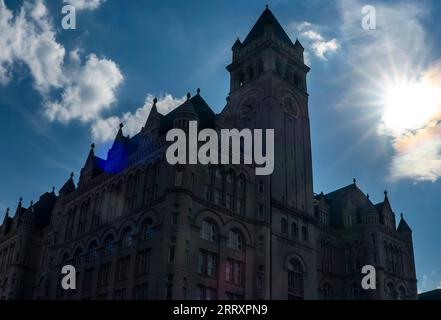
[{"xmin": 242, "ymin": 7, "xmax": 293, "ymax": 46}]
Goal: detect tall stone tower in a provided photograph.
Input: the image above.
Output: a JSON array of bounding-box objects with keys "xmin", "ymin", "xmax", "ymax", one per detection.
[
  {"xmin": 221, "ymin": 7, "xmax": 313, "ymax": 215},
  {"xmin": 219, "ymin": 7, "xmax": 317, "ymax": 299}
]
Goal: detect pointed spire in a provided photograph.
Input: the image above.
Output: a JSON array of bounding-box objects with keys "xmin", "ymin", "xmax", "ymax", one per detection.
[
  {"xmin": 197, "ymin": 88, "xmax": 201, "ymax": 95},
  {"xmin": 353, "ymin": 178, "xmax": 357, "ymax": 185},
  {"xmin": 187, "ymin": 92, "xmax": 191, "ymax": 100},
  {"xmin": 5, "ymin": 207, "xmax": 9, "ymax": 218},
  {"xmin": 398, "ymin": 213, "xmax": 412, "ymax": 233},
  {"xmin": 384, "ymin": 190, "xmax": 388, "ymax": 196},
  {"xmin": 59, "ymin": 172, "xmax": 76, "ymax": 195}
]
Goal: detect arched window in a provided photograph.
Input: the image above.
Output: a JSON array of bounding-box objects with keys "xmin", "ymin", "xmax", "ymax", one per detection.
[
  {"xmin": 121, "ymin": 228, "xmax": 133, "ymax": 248},
  {"xmin": 347, "ymin": 284, "xmax": 361, "ymax": 300},
  {"xmin": 301, "ymin": 226, "xmax": 308, "ymax": 242},
  {"xmin": 87, "ymin": 242, "xmax": 98, "ymax": 262},
  {"xmin": 386, "ymin": 282, "xmax": 397, "ymax": 300},
  {"xmin": 288, "ymin": 259, "xmax": 304, "ymax": 300},
  {"xmin": 321, "ymin": 282, "xmax": 333, "ymax": 300},
  {"xmin": 143, "ymin": 218, "xmax": 154, "ymax": 240},
  {"xmin": 201, "ymin": 220, "xmax": 217, "ymax": 242},
  {"xmin": 398, "ymin": 286, "xmax": 407, "ymax": 300},
  {"xmin": 291, "ymin": 222, "xmax": 298, "ymax": 238},
  {"xmin": 226, "ymin": 170, "xmax": 234, "ymax": 184},
  {"xmin": 74, "ymin": 248, "xmax": 83, "ymax": 267},
  {"xmin": 103, "ymin": 235, "xmax": 114, "ymax": 256},
  {"xmin": 281, "ymin": 218, "xmax": 288, "ymax": 233},
  {"xmin": 228, "ymin": 230, "xmax": 243, "ymax": 251}
]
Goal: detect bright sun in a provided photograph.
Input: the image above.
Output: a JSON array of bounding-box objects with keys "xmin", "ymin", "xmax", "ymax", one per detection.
[{"xmin": 381, "ymin": 81, "xmax": 440, "ymax": 133}]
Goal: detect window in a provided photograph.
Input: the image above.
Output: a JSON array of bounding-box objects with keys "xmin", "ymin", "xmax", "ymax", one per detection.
[
  {"xmin": 281, "ymin": 218, "xmax": 288, "ymax": 233},
  {"xmin": 166, "ymin": 284, "xmax": 173, "ymax": 300},
  {"xmin": 226, "ymin": 171, "xmax": 233, "ymax": 183},
  {"xmin": 258, "ymin": 180, "xmax": 264, "ymax": 194},
  {"xmin": 174, "ymin": 170, "xmax": 183, "ymax": 187},
  {"xmin": 198, "ymin": 285, "xmax": 217, "ymax": 300},
  {"xmin": 103, "ymin": 235, "xmax": 114, "ymax": 256},
  {"xmin": 291, "ymin": 222, "xmax": 298, "ymax": 238},
  {"xmin": 237, "ymin": 198, "xmax": 244, "ymax": 215},
  {"xmin": 301, "ymin": 226, "xmax": 308, "ymax": 242},
  {"xmin": 258, "ymin": 204, "xmax": 265, "ymax": 220},
  {"xmin": 204, "ymin": 185, "xmax": 210, "ymax": 201},
  {"xmin": 99, "ymin": 263, "xmax": 111, "ymax": 286},
  {"xmin": 136, "ymin": 249, "xmax": 151, "ymax": 275},
  {"xmin": 225, "ymin": 292, "xmax": 244, "ymax": 300},
  {"xmin": 74, "ymin": 248, "xmax": 83, "ymax": 267},
  {"xmin": 228, "ymin": 230, "xmax": 242, "ymax": 251},
  {"xmin": 214, "ymin": 189, "xmax": 222, "ymax": 205},
  {"xmin": 215, "ymin": 168, "xmax": 222, "ymax": 179},
  {"xmin": 226, "ymin": 258, "xmax": 244, "ymax": 285},
  {"xmin": 168, "ymin": 246, "xmax": 176, "ymax": 264},
  {"xmin": 83, "ymin": 268, "xmax": 94, "ymax": 291},
  {"xmin": 87, "ymin": 242, "xmax": 98, "ymax": 262},
  {"xmin": 197, "ymin": 250, "xmax": 217, "ymax": 278},
  {"xmin": 143, "ymin": 219, "xmax": 154, "ymax": 240},
  {"xmin": 121, "ymin": 228, "xmax": 133, "ymax": 248},
  {"xmin": 386, "ymin": 283, "xmax": 397, "ymax": 300},
  {"xmin": 347, "ymin": 284, "xmax": 361, "ymax": 300},
  {"xmin": 321, "ymin": 282, "xmax": 333, "ymax": 300},
  {"xmin": 398, "ymin": 286, "xmax": 407, "ymax": 300},
  {"xmin": 200, "ymin": 220, "xmax": 217, "ymax": 242},
  {"xmin": 116, "ymin": 256, "xmax": 130, "ymax": 281},
  {"xmin": 288, "ymin": 259, "xmax": 304, "ymax": 300},
  {"xmin": 134, "ymin": 283, "xmax": 149, "ymax": 300},
  {"xmin": 170, "ymin": 212, "xmax": 178, "ymax": 225},
  {"xmin": 114, "ymin": 288, "xmax": 126, "ymax": 300},
  {"xmin": 257, "ymin": 265, "xmax": 264, "ymax": 288},
  {"xmin": 226, "ymin": 194, "xmax": 233, "ymax": 210}
]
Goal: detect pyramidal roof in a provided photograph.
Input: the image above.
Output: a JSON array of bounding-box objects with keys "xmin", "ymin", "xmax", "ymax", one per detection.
[{"xmin": 242, "ymin": 7, "xmax": 293, "ymax": 46}]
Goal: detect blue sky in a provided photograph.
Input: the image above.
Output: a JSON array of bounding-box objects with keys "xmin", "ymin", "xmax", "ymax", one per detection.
[{"xmin": 0, "ymin": 0, "xmax": 440, "ymax": 292}]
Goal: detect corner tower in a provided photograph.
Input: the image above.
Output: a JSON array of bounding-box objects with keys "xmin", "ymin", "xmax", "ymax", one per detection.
[{"xmin": 221, "ymin": 7, "xmax": 313, "ymax": 215}]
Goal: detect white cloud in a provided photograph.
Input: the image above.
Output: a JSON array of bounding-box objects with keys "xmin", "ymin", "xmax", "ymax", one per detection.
[
  {"xmin": 63, "ymin": 0, "xmax": 106, "ymax": 11},
  {"xmin": 291, "ymin": 21, "xmax": 340, "ymax": 60},
  {"xmin": 91, "ymin": 94, "xmax": 186, "ymax": 143},
  {"xmin": 0, "ymin": 0, "xmax": 124, "ymax": 124},
  {"xmin": 44, "ymin": 54, "xmax": 123, "ymax": 123},
  {"xmin": 0, "ymin": 0, "xmax": 65, "ymax": 91}
]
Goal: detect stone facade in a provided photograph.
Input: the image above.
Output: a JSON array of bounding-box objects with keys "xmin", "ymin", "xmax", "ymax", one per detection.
[{"xmin": 0, "ymin": 8, "xmax": 417, "ymax": 300}]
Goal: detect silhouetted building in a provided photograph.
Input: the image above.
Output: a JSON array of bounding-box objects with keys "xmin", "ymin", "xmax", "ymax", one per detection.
[
  {"xmin": 418, "ymin": 289, "xmax": 441, "ymax": 300},
  {"xmin": 0, "ymin": 7, "xmax": 417, "ymax": 300}
]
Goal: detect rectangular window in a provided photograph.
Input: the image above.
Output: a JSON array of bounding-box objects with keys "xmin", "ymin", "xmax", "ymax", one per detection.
[
  {"xmin": 168, "ymin": 246, "xmax": 176, "ymax": 264},
  {"xmin": 204, "ymin": 185, "xmax": 210, "ymax": 201},
  {"xmin": 136, "ymin": 249, "xmax": 151, "ymax": 275},
  {"xmin": 226, "ymin": 194, "xmax": 233, "ymax": 210},
  {"xmin": 258, "ymin": 204, "xmax": 265, "ymax": 220},
  {"xmin": 117, "ymin": 256, "xmax": 130, "ymax": 281},
  {"xmin": 174, "ymin": 170, "xmax": 183, "ymax": 187},
  {"xmin": 214, "ymin": 189, "xmax": 222, "ymax": 205},
  {"xmin": 99, "ymin": 263, "xmax": 111, "ymax": 286},
  {"xmin": 226, "ymin": 258, "xmax": 243, "ymax": 285},
  {"xmin": 171, "ymin": 212, "xmax": 178, "ymax": 225},
  {"xmin": 257, "ymin": 265, "xmax": 264, "ymax": 288},
  {"xmin": 198, "ymin": 285, "xmax": 217, "ymax": 300},
  {"xmin": 134, "ymin": 283, "xmax": 148, "ymax": 300},
  {"xmin": 258, "ymin": 180, "xmax": 264, "ymax": 194},
  {"xmin": 197, "ymin": 249, "xmax": 217, "ymax": 278}
]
